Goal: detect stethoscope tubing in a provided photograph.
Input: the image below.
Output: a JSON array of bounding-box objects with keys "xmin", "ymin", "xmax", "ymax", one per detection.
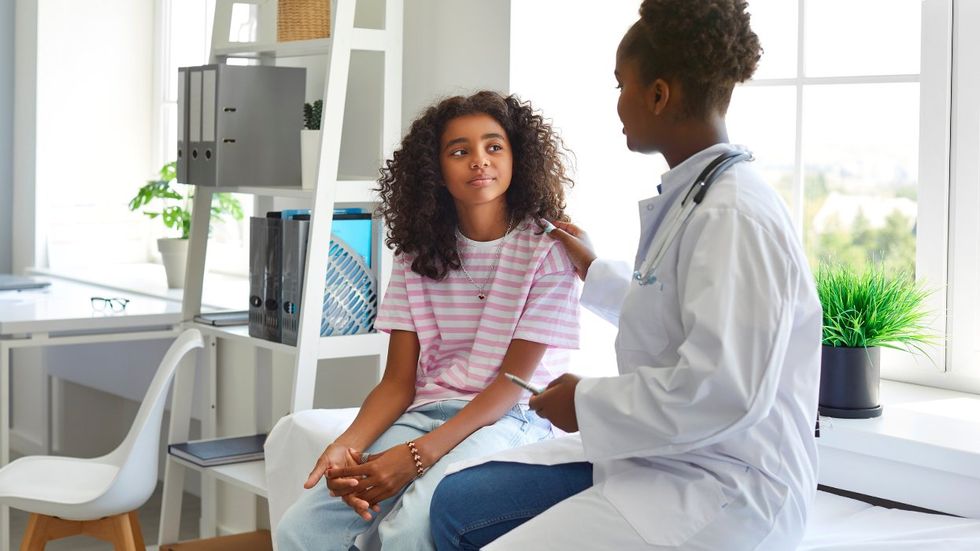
[{"xmin": 634, "ymin": 150, "xmax": 753, "ymax": 285}]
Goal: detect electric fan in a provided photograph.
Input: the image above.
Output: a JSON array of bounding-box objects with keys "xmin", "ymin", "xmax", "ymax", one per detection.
[{"xmin": 321, "ymin": 236, "xmax": 377, "ymax": 336}]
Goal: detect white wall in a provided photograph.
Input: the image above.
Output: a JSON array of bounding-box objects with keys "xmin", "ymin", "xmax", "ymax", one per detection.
[
  {"xmin": 510, "ymin": 1, "xmax": 649, "ymax": 378},
  {"xmin": 401, "ymin": 0, "xmax": 511, "ymax": 132},
  {"xmin": 0, "ymin": 0, "xmax": 12, "ymax": 273}
]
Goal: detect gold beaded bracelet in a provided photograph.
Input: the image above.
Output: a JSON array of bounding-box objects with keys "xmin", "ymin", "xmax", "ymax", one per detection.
[{"xmin": 406, "ymin": 441, "xmax": 425, "ymax": 478}]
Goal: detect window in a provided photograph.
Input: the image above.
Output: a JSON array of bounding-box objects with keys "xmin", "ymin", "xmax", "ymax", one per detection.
[
  {"xmin": 511, "ymin": 1, "xmax": 980, "ymax": 389},
  {"xmin": 31, "ymin": 0, "xmax": 248, "ymax": 282},
  {"xmin": 154, "ymin": 0, "xmax": 251, "ymax": 278},
  {"xmin": 35, "ymin": 0, "xmax": 158, "ymax": 270},
  {"xmin": 729, "ymin": 0, "xmax": 965, "ymax": 384},
  {"xmin": 729, "ymin": 0, "xmax": 923, "ymax": 276}
]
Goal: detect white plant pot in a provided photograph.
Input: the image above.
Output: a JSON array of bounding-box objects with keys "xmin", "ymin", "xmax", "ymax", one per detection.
[
  {"xmin": 301, "ymin": 129, "xmax": 323, "ymax": 190},
  {"xmin": 157, "ymin": 237, "xmax": 189, "ymax": 289}
]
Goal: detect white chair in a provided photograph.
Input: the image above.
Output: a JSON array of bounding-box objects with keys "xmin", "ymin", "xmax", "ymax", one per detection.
[{"xmin": 0, "ymin": 329, "xmax": 204, "ymax": 551}]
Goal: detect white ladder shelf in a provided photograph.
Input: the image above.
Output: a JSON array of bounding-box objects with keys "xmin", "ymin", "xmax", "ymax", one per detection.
[{"xmin": 158, "ymin": 0, "xmax": 401, "ymax": 543}]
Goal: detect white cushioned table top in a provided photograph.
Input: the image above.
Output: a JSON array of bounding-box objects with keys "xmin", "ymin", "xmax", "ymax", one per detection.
[
  {"xmin": 801, "ymin": 490, "xmax": 980, "ymax": 550},
  {"xmin": 265, "ymin": 411, "xmax": 980, "ymax": 550}
]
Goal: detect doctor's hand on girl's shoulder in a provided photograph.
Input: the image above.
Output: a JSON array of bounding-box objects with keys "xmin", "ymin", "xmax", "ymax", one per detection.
[
  {"xmin": 529, "ymin": 373, "xmax": 582, "ymax": 432},
  {"xmin": 547, "ymin": 221, "xmax": 596, "ymax": 282}
]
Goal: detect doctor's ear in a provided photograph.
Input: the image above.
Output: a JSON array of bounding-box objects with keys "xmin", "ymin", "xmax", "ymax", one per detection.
[{"xmin": 646, "ymin": 79, "xmax": 670, "ymax": 115}]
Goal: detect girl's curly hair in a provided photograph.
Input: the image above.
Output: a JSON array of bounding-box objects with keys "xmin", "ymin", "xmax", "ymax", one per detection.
[
  {"xmin": 376, "ymin": 91, "xmax": 573, "ymax": 280},
  {"xmin": 620, "ymin": 0, "xmax": 762, "ymax": 118}
]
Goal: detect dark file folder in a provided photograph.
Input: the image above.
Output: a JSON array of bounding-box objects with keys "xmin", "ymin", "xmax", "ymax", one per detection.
[
  {"xmin": 249, "ymin": 213, "xmax": 282, "ymax": 341},
  {"xmin": 281, "ymin": 214, "xmax": 311, "ymax": 346}
]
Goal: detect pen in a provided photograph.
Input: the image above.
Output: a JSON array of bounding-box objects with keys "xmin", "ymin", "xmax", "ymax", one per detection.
[{"xmin": 505, "ymin": 373, "xmax": 545, "ymax": 395}]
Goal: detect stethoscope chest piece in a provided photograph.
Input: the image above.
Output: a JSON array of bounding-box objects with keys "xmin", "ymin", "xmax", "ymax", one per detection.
[{"xmin": 633, "ymin": 270, "xmax": 657, "ymax": 285}]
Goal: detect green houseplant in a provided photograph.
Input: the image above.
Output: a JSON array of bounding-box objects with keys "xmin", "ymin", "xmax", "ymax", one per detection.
[
  {"xmin": 301, "ymin": 100, "xmax": 323, "ymax": 190},
  {"xmin": 128, "ymin": 161, "xmax": 244, "ymax": 288},
  {"xmin": 815, "ymin": 262, "xmax": 935, "ymax": 418}
]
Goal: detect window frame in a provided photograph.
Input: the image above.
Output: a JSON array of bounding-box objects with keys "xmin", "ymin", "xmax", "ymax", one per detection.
[{"xmin": 740, "ymin": 0, "xmax": 958, "ymax": 384}]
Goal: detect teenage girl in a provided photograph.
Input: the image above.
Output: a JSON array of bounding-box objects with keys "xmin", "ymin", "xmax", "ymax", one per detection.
[{"xmin": 275, "ymin": 90, "xmax": 581, "ymax": 551}]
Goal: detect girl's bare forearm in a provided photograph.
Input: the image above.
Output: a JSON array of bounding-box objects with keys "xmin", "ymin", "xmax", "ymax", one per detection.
[
  {"xmin": 334, "ymin": 380, "xmax": 415, "ymax": 451},
  {"xmin": 334, "ymin": 330, "xmax": 420, "ymax": 451},
  {"xmin": 414, "ymin": 339, "xmax": 547, "ymax": 465}
]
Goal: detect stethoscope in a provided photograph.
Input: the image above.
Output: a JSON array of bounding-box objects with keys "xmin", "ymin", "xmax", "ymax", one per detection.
[{"xmin": 634, "ymin": 150, "xmax": 753, "ymax": 286}]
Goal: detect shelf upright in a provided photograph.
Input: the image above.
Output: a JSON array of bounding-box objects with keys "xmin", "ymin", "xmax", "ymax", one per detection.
[{"xmin": 158, "ymin": 0, "xmax": 402, "ymax": 543}]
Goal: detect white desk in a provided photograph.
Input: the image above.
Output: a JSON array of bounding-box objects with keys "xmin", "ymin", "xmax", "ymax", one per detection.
[{"xmin": 1, "ymin": 276, "xmax": 184, "ymax": 551}]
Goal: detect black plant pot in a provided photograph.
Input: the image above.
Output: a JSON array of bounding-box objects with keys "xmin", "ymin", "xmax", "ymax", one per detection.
[{"xmin": 818, "ymin": 345, "xmax": 883, "ymax": 418}]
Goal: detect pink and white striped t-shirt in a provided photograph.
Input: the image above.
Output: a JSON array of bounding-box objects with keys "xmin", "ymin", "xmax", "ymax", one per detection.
[{"xmin": 374, "ymin": 220, "xmax": 580, "ymax": 408}]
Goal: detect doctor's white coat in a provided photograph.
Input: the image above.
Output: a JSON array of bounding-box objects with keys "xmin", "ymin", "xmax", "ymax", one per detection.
[{"xmin": 454, "ymin": 144, "xmax": 823, "ymax": 550}]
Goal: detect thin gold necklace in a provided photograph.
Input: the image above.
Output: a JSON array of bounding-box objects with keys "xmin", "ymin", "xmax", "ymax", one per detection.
[{"xmin": 457, "ymin": 221, "xmax": 516, "ymax": 300}]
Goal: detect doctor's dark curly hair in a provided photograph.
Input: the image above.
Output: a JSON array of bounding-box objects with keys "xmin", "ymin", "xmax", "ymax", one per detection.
[
  {"xmin": 620, "ymin": 0, "xmax": 762, "ymax": 118},
  {"xmin": 376, "ymin": 91, "xmax": 573, "ymax": 280}
]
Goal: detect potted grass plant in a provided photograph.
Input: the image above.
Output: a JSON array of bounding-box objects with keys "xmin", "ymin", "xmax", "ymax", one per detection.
[
  {"xmin": 128, "ymin": 161, "xmax": 244, "ymax": 288},
  {"xmin": 816, "ymin": 262, "xmax": 935, "ymax": 419}
]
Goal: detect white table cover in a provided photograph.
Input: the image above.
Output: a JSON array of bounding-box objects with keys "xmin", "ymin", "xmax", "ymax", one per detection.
[{"xmin": 266, "ymin": 410, "xmax": 980, "ymax": 550}]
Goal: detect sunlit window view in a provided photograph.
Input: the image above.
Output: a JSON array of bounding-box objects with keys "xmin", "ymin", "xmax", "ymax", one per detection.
[
  {"xmin": 160, "ymin": 0, "xmax": 250, "ymax": 276},
  {"xmin": 729, "ymin": 0, "xmax": 921, "ymax": 274}
]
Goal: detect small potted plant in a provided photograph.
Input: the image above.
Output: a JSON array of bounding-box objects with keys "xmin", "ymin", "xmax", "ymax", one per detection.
[
  {"xmin": 128, "ymin": 162, "xmax": 244, "ymax": 288},
  {"xmin": 816, "ymin": 262, "xmax": 935, "ymax": 419},
  {"xmin": 302, "ymin": 99, "xmax": 323, "ymax": 190}
]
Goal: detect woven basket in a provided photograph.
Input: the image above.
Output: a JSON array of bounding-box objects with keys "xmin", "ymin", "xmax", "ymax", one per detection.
[{"xmin": 278, "ymin": 0, "xmax": 331, "ymax": 42}]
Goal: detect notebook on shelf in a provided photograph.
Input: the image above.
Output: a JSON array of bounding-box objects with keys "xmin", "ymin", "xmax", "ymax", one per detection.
[
  {"xmin": 0, "ymin": 274, "xmax": 51, "ymax": 291},
  {"xmin": 193, "ymin": 310, "xmax": 249, "ymax": 327},
  {"xmin": 168, "ymin": 434, "xmax": 267, "ymax": 467}
]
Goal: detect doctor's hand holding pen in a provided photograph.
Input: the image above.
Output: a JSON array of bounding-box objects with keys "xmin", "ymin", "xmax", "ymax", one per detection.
[
  {"xmin": 528, "ymin": 373, "xmax": 582, "ymax": 432},
  {"xmin": 546, "ymin": 220, "xmax": 596, "ymax": 282}
]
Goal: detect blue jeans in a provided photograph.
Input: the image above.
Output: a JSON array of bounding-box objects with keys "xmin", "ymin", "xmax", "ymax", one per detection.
[
  {"xmin": 275, "ymin": 400, "xmax": 553, "ymax": 551},
  {"xmin": 430, "ymin": 461, "xmax": 594, "ymax": 550}
]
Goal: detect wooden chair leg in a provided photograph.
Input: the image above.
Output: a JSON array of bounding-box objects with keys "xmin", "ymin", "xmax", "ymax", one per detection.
[
  {"xmin": 109, "ymin": 511, "xmax": 144, "ymax": 551},
  {"xmin": 17, "ymin": 511, "xmax": 145, "ymax": 551},
  {"xmin": 72, "ymin": 512, "xmax": 142, "ymax": 551},
  {"xmin": 127, "ymin": 511, "xmax": 146, "ymax": 550},
  {"xmin": 19, "ymin": 514, "xmax": 50, "ymax": 551},
  {"xmin": 19, "ymin": 513, "xmax": 84, "ymax": 551}
]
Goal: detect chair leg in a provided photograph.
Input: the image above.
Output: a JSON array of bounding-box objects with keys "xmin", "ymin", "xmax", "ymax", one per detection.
[
  {"xmin": 19, "ymin": 513, "xmax": 84, "ymax": 551},
  {"xmin": 71, "ymin": 512, "xmax": 144, "ymax": 551},
  {"xmin": 18, "ymin": 512, "xmax": 145, "ymax": 551},
  {"xmin": 108, "ymin": 511, "xmax": 144, "ymax": 551},
  {"xmin": 127, "ymin": 511, "xmax": 146, "ymax": 550},
  {"xmin": 19, "ymin": 514, "xmax": 49, "ymax": 551}
]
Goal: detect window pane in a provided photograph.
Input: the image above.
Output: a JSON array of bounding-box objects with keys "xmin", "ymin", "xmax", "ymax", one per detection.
[
  {"xmin": 167, "ymin": 0, "xmax": 213, "ymax": 100},
  {"xmin": 163, "ymin": 102, "xmax": 178, "ymax": 163},
  {"xmin": 228, "ymin": 3, "xmax": 258, "ymax": 43},
  {"xmin": 802, "ymin": 83, "xmax": 919, "ymax": 272},
  {"xmin": 805, "ymin": 0, "xmax": 921, "ymax": 77},
  {"xmin": 728, "ymin": 85, "xmax": 797, "ymax": 214},
  {"xmin": 746, "ymin": 0, "xmax": 798, "ymax": 79}
]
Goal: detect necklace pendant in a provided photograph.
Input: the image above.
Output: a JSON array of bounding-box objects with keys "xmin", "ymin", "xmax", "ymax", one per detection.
[{"xmin": 478, "ymin": 293, "xmax": 486, "ymax": 300}]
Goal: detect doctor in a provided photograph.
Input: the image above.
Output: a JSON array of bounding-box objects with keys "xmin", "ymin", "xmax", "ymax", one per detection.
[{"xmin": 428, "ymin": 0, "xmax": 822, "ymax": 549}]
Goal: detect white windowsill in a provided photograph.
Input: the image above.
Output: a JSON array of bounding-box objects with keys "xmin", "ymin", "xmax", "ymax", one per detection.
[{"xmin": 818, "ymin": 379, "xmax": 980, "ymax": 518}]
